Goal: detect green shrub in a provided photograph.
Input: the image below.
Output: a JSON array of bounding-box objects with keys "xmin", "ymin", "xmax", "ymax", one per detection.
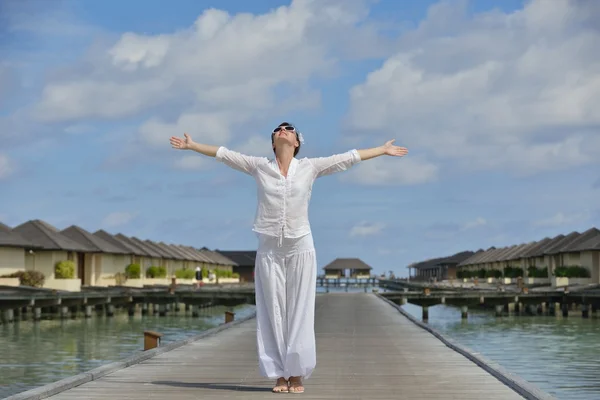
[
  {"xmin": 485, "ymin": 269, "xmax": 502, "ymax": 278},
  {"xmin": 554, "ymin": 265, "xmax": 590, "ymax": 278},
  {"xmin": 457, "ymin": 270, "xmax": 474, "ymax": 279},
  {"xmin": 125, "ymin": 263, "xmax": 141, "ymax": 279},
  {"xmin": 55, "ymin": 260, "xmax": 75, "ymax": 279},
  {"xmin": 201, "ymin": 267, "xmax": 209, "ymax": 278},
  {"xmin": 175, "ymin": 269, "xmax": 195, "ymax": 279},
  {"xmin": 1, "ymin": 271, "xmax": 46, "ymax": 287},
  {"xmin": 215, "ymin": 269, "xmax": 234, "ymax": 278},
  {"xmin": 527, "ymin": 266, "xmax": 548, "ymax": 278},
  {"xmin": 146, "ymin": 265, "xmax": 167, "ymax": 278},
  {"xmin": 504, "ymin": 266, "xmax": 523, "ymax": 278}
]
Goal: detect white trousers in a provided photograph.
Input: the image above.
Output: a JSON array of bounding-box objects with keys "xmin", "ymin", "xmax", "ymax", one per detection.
[{"xmin": 254, "ymin": 233, "xmax": 317, "ymax": 380}]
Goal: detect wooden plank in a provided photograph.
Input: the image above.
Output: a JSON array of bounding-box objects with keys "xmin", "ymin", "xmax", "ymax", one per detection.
[{"xmin": 45, "ymin": 293, "xmax": 526, "ymax": 399}]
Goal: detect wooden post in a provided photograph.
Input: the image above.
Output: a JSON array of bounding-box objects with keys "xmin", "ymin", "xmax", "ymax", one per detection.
[
  {"xmin": 495, "ymin": 305, "xmax": 503, "ymax": 317},
  {"xmin": 225, "ymin": 311, "xmax": 235, "ymax": 323},
  {"xmin": 522, "ymin": 287, "xmax": 529, "ymax": 294},
  {"xmin": 144, "ymin": 331, "xmax": 163, "ymax": 350},
  {"xmin": 423, "ymin": 287, "xmax": 430, "ymax": 296},
  {"xmin": 169, "ymin": 277, "xmax": 176, "ymax": 294}
]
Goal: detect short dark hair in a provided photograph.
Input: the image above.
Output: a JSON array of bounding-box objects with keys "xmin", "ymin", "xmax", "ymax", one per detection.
[{"xmin": 271, "ymin": 121, "xmax": 301, "ymax": 156}]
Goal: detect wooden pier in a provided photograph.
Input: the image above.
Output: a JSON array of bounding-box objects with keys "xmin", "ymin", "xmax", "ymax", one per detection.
[{"xmin": 10, "ymin": 293, "xmax": 554, "ymax": 400}]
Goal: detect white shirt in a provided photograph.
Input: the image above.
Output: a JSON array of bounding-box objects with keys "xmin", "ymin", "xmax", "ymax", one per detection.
[{"xmin": 215, "ymin": 146, "xmax": 361, "ymax": 239}]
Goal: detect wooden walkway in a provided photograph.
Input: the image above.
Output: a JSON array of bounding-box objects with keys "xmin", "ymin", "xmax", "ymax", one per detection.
[{"xmin": 45, "ymin": 293, "xmax": 527, "ymax": 399}]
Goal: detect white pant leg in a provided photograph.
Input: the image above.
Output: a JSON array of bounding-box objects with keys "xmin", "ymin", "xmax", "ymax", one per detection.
[
  {"xmin": 284, "ymin": 241, "xmax": 317, "ymax": 379},
  {"xmin": 255, "ymin": 233, "xmax": 317, "ymax": 380},
  {"xmin": 255, "ymin": 248, "xmax": 287, "ymax": 379}
]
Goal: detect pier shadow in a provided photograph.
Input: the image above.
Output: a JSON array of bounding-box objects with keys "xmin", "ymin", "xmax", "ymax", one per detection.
[{"xmin": 152, "ymin": 380, "xmax": 271, "ymax": 392}]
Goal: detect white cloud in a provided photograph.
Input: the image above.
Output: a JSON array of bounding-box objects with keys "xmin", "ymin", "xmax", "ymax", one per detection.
[
  {"xmin": 342, "ymin": 156, "xmax": 437, "ymax": 185},
  {"xmin": 344, "ymin": 0, "xmax": 600, "ymax": 176},
  {"xmin": 462, "ymin": 217, "xmax": 487, "ymax": 230},
  {"xmin": 235, "ymin": 136, "xmax": 274, "ymax": 157},
  {"xmin": 102, "ymin": 212, "xmax": 137, "ymax": 228},
  {"xmin": 30, "ymin": 0, "xmax": 385, "ymax": 154},
  {"xmin": 350, "ymin": 221, "xmax": 385, "ymax": 237},
  {"xmin": 173, "ymin": 155, "xmax": 207, "ymax": 171},
  {"xmin": 0, "ymin": 154, "xmax": 15, "ymax": 179},
  {"xmin": 533, "ymin": 211, "xmax": 591, "ymax": 228}
]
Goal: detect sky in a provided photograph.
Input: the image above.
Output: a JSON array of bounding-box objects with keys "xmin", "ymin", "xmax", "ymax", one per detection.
[{"xmin": 1, "ymin": 0, "xmax": 599, "ymax": 277}]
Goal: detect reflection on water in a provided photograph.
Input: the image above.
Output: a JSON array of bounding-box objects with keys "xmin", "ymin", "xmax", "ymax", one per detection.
[
  {"xmin": 401, "ymin": 302, "xmax": 600, "ymax": 400},
  {"xmin": 0, "ymin": 304, "xmax": 256, "ymax": 398}
]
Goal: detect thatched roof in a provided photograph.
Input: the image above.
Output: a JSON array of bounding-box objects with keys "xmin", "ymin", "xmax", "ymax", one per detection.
[
  {"xmin": 458, "ymin": 248, "xmax": 491, "ymax": 266},
  {"xmin": 541, "ymin": 231, "xmax": 581, "ymax": 255},
  {"xmin": 61, "ymin": 225, "xmax": 128, "ymax": 254},
  {"xmin": 149, "ymin": 241, "xmax": 187, "ymax": 260},
  {"xmin": 114, "ymin": 233, "xmax": 153, "ymax": 256},
  {"xmin": 570, "ymin": 231, "xmax": 600, "ymax": 252},
  {"xmin": 216, "ymin": 250, "xmax": 256, "ymax": 267},
  {"xmin": 410, "ymin": 251, "xmax": 475, "ymax": 270},
  {"xmin": 505, "ymin": 241, "xmax": 539, "ymax": 261},
  {"xmin": 125, "ymin": 236, "xmax": 163, "ymax": 258},
  {"xmin": 174, "ymin": 245, "xmax": 208, "ymax": 262},
  {"xmin": 548, "ymin": 228, "xmax": 600, "ymax": 254},
  {"xmin": 522, "ymin": 235, "xmax": 564, "ymax": 257},
  {"xmin": 0, "ymin": 222, "xmax": 38, "ymax": 248},
  {"xmin": 160, "ymin": 243, "xmax": 193, "ymax": 260},
  {"xmin": 93, "ymin": 230, "xmax": 145, "ymax": 256},
  {"xmin": 322, "ymin": 258, "xmax": 372, "ymax": 271},
  {"xmin": 199, "ymin": 247, "xmax": 238, "ymax": 266},
  {"xmin": 12, "ymin": 220, "xmax": 93, "ymax": 251}
]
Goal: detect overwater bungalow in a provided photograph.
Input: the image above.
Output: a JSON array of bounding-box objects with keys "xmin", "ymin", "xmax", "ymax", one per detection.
[
  {"xmin": 409, "ymin": 251, "xmax": 475, "ymax": 281},
  {"xmin": 113, "ymin": 234, "xmax": 161, "ymax": 272},
  {"xmin": 147, "ymin": 240, "xmax": 187, "ymax": 274},
  {"xmin": 569, "ymin": 231, "xmax": 600, "ymax": 283},
  {"xmin": 0, "ymin": 222, "xmax": 39, "ymax": 282},
  {"xmin": 12, "ymin": 220, "xmax": 95, "ymax": 291},
  {"xmin": 322, "ymin": 258, "xmax": 372, "ymax": 279},
  {"xmin": 173, "ymin": 244, "xmax": 210, "ymax": 268},
  {"xmin": 93, "ymin": 229, "xmax": 145, "ymax": 269},
  {"xmin": 128, "ymin": 236, "xmax": 166, "ymax": 271},
  {"xmin": 216, "ymin": 250, "xmax": 256, "ymax": 282},
  {"xmin": 439, "ymin": 226, "xmax": 600, "ymax": 287},
  {"xmin": 61, "ymin": 225, "xmax": 130, "ymax": 287},
  {"xmin": 135, "ymin": 237, "xmax": 180, "ymax": 277},
  {"xmin": 543, "ymin": 228, "xmax": 600, "ymax": 277},
  {"xmin": 163, "ymin": 242, "xmax": 202, "ymax": 270}
]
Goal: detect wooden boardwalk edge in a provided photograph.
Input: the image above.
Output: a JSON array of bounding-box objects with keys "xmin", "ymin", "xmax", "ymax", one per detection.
[
  {"xmin": 3, "ymin": 312, "xmax": 258, "ymax": 400},
  {"xmin": 376, "ymin": 294, "xmax": 557, "ymax": 400}
]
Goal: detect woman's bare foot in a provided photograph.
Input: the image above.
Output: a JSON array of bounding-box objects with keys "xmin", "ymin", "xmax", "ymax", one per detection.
[
  {"xmin": 272, "ymin": 377, "xmax": 288, "ymax": 393},
  {"xmin": 288, "ymin": 376, "xmax": 304, "ymax": 394}
]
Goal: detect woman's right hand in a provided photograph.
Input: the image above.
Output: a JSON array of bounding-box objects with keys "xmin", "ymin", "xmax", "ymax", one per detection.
[{"xmin": 170, "ymin": 133, "xmax": 194, "ymax": 150}]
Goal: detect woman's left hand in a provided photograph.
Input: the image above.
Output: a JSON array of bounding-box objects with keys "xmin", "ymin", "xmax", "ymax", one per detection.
[{"xmin": 382, "ymin": 139, "xmax": 408, "ymax": 157}]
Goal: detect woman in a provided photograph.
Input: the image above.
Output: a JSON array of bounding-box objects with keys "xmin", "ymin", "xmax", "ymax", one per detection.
[{"xmin": 169, "ymin": 122, "xmax": 408, "ymax": 394}]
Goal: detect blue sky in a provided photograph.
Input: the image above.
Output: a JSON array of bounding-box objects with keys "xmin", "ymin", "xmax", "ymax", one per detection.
[{"xmin": 2, "ymin": 0, "xmax": 599, "ymax": 277}]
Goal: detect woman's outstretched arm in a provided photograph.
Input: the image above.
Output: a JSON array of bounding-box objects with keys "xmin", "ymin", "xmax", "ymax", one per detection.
[
  {"xmin": 170, "ymin": 133, "xmax": 266, "ymax": 176},
  {"xmin": 309, "ymin": 139, "xmax": 408, "ymax": 178},
  {"xmin": 358, "ymin": 139, "xmax": 408, "ymax": 161},
  {"xmin": 170, "ymin": 133, "xmax": 218, "ymax": 156}
]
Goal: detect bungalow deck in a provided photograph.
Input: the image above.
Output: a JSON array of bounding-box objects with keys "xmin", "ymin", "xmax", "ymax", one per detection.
[{"xmin": 10, "ymin": 293, "xmax": 554, "ymax": 400}]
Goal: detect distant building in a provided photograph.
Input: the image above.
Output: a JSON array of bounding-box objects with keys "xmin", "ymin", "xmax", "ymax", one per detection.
[
  {"xmin": 408, "ymin": 251, "xmax": 476, "ymax": 281},
  {"xmin": 215, "ymin": 250, "xmax": 256, "ymax": 282},
  {"xmin": 322, "ymin": 258, "xmax": 372, "ymax": 278}
]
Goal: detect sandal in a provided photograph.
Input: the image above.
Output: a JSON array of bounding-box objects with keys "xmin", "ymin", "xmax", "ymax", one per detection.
[
  {"xmin": 272, "ymin": 377, "xmax": 289, "ymax": 393},
  {"xmin": 288, "ymin": 377, "xmax": 304, "ymax": 394}
]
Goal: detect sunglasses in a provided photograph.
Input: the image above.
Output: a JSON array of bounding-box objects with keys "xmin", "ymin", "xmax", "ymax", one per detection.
[{"xmin": 272, "ymin": 126, "xmax": 295, "ymax": 133}]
